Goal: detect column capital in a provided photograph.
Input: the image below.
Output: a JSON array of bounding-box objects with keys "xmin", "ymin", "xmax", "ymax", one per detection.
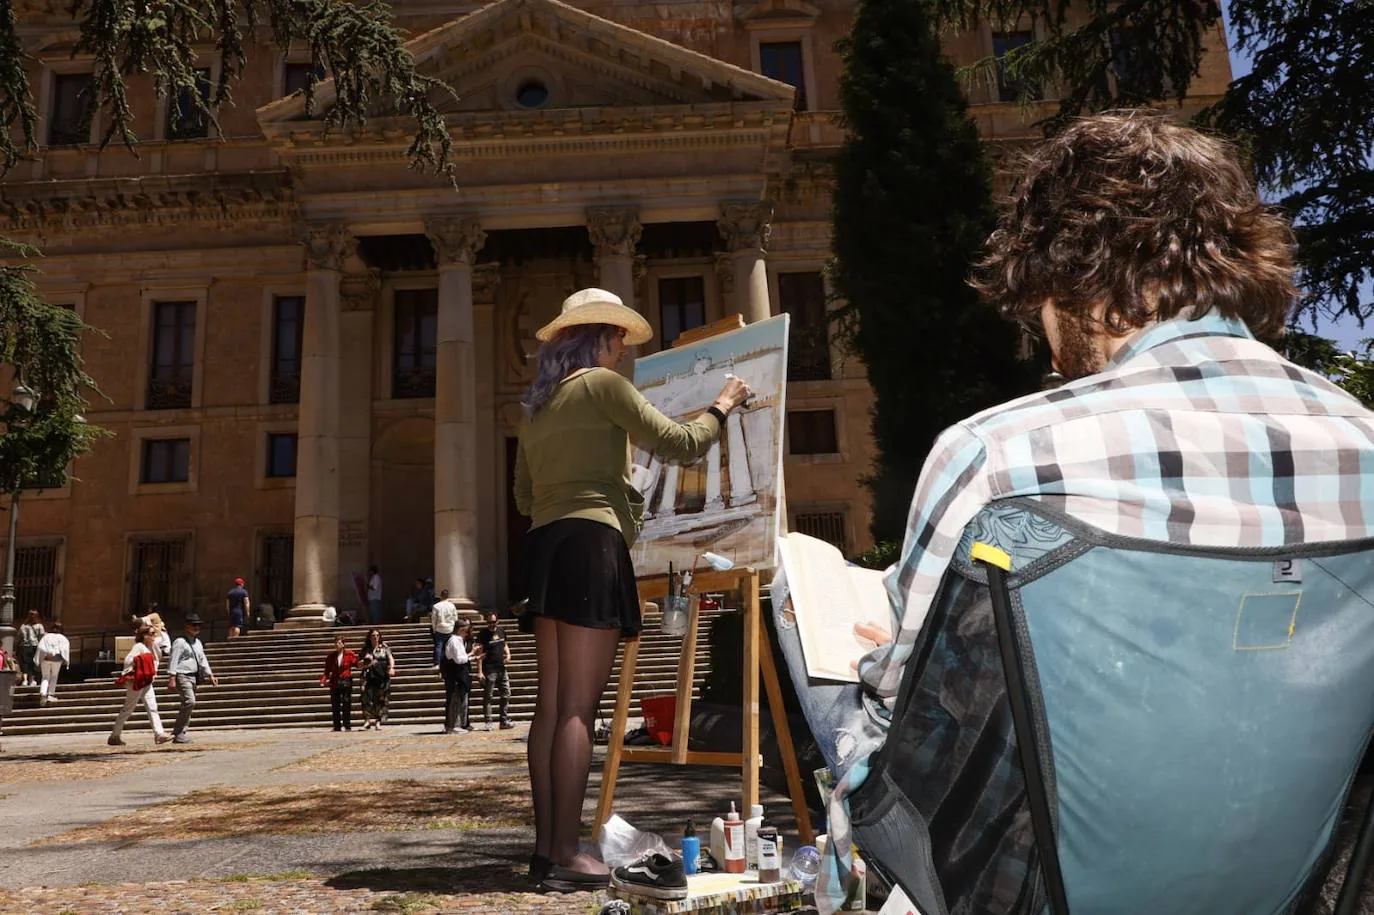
[
  {"xmin": 714, "ymin": 251, "xmax": 736, "ymax": 293},
  {"xmin": 717, "ymin": 200, "xmax": 776, "ymax": 254},
  {"xmin": 586, "ymin": 207, "xmax": 642, "ymax": 259},
  {"xmin": 473, "ymin": 262, "xmax": 503, "ymax": 305},
  {"xmin": 340, "ymin": 270, "xmax": 381, "ymax": 312},
  {"xmin": 425, "ymin": 217, "xmax": 487, "ymax": 267},
  {"xmin": 302, "ymin": 223, "xmax": 356, "ymax": 272}
]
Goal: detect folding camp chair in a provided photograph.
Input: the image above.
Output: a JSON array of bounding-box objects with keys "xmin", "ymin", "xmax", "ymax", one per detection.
[{"xmin": 849, "ymin": 499, "xmax": 1374, "ymax": 915}]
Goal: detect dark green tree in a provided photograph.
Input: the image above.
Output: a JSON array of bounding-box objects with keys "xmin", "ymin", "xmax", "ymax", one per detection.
[
  {"xmin": 831, "ymin": 0, "xmax": 1039, "ymax": 544},
  {"xmin": 926, "ymin": 0, "xmax": 1373, "ymax": 322},
  {"xmin": 0, "ymin": 0, "xmax": 455, "ymax": 491}
]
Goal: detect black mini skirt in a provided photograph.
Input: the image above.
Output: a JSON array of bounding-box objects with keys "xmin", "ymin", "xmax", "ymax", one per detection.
[{"xmin": 520, "ymin": 518, "xmax": 641, "ymax": 636}]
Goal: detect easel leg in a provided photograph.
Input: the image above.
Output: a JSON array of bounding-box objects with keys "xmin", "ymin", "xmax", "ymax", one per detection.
[
  {"xmin": 742, "ymin": 571, "xmax": 761, "ymax": 814},
  {"xmin": 593, "ymin": 635, "xmax": 640, "ymax": 841},
  {"xmin": 761, "ymin": 633, "xmax": 816, "ymax": 844},
  {"xmin": 670, "ymin": 599, "xmax": 701, "ymax": 765}
]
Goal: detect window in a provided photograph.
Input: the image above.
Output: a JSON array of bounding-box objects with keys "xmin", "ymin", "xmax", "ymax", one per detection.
[
  {"xmin": 266, "ymin": 432, "xmax": 298, "ymax": 478},
  {"xmin": 795, "ymin": 511, "xmax": 848, "ymax": 554},
  {"xmin": 659, "ymin": 276, "xmax": 707, "ymax": 349},
  {"xmin": 127, "ymin": 536, "xmax": 191, "ymax": 616},
  {"xmin": 992, "ymin": 31, "xmax": 1040, "ymax": 103},
  {"xmin": 147, "ymin": 300, "xmax": 196, "ymax": 409},
  {"xmin": 166, "ymin": 68, "xmax": 211, "ymax": 140},
  {"xmin": 48, "ymin": 72, "xmax": 94, "ymax": 145},
  {"xmin": 778, "ymin": 272, "xmax": 830, "ymax": 380},
  {"xmin": 14, "ymin": 545, "xmax": 59, "ymax": 619},
  {"xmin": 140, "ymin": 438, "xmax": 191, "ymax": 484},
  {"xmin": 282, "ymin": 61, "xmax": 323, "ymax": 98},
  {"xmin": 256, "ymin": 533, "xmax": 295, "ymax": 620},
  {"xmin": 392, "ymin": 288, "xmax": 438, "ymax": 398},
  {"xmin": 270, "ymin": 295, "xmax": 304, "ymax": 404},
  {"xmin": 788, "ymin": 409, "xmax": 838, "ymax": 455},
  {"xmin": 515, "ymin": 79, "xmax": 550, "ymax": 109},
  {"xmin": 759, "ymin": 41, "xmax": 807, "ymax": 110}
]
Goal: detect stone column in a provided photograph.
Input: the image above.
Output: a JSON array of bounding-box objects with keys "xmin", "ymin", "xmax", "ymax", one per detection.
[
  {"xmin": 426, "ymin": 217, "xmax": 486, "ymax": 610},
  {"xmin": 473, "ymin": 263, "xmax": 502, "ymax": 608},
  {"xmin": 287, "ymin": 223, "xmax": 354, "ymax": 625},
  {"xmin": 336, "ymin": 270, "xmax": 379, "ymax": 605},
  {"xmin": 718, "ymin": 201, "xmax": 775, "ymax": 324},
  {"xmin": 587, "ymin": 207, "xmax": 643, "ymax": 360},
  {"xmin": 658, "ymin": 462, "xmax": 682, "ymax": 518},
  {"xmin": 726, "ymin": 411, "xmax": 757, "ymax": 506},
  {"xmin": 704, "ymin": 442, "xmax": 725, "ymax": 511}
]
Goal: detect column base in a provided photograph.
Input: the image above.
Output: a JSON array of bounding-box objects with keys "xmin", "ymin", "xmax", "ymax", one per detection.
[{"xmin": 278, "ymin": 603, "xmax": 335, "ymax": 630}]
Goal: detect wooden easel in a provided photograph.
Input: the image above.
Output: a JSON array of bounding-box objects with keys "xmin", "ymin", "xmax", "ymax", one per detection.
[{"xmin": 592, "ymin": 314, "xmax": 815, "ymax": 845}]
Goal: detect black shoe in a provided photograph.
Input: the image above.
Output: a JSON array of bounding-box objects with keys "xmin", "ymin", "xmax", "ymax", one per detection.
[
  {"xmin": 541, "ymin": 863, "xmax": 610, "ymax": 893},
  {"xmin": 528, "ymin": 854, "xmax": 553, "ymax": 885},
  {"xmin": 333, "ymin": 727, "xmax": 342, "ymax": 732},
  {"xmin": 611, "ymin": 853, "xmax": 688, "ymax": 901},
  {"xmin": 500, "ymin": 721, "xmax": 516, "ymax": 730}
]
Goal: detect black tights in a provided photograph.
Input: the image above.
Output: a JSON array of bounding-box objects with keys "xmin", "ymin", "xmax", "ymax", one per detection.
[{"xmin": 527, "ymin": 616, "xmax": 622, "ymax": 867}]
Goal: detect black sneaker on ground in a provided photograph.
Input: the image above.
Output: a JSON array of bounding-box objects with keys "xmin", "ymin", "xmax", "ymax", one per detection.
[
  {"xmin": 611, "ymin": 853, "xmax": 688, "ymax": 901},
  {"xmin": 540, "ymin": 863, "xmax": 610, "ymax": 893}
]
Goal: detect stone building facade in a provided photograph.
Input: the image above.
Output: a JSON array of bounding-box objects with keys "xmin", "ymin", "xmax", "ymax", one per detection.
[{"xmin": 3, "ymin": 0, "xmax": 1231, "ymax": 630}]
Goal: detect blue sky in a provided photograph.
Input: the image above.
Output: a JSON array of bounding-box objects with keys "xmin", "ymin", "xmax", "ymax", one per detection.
[{"xmin": 1221, "ymin": 1, "xmax": 1371, "ymax": 350}]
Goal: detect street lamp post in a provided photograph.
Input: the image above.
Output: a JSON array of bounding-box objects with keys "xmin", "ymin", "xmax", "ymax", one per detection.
[{"xmin": 0, "ymin": 381, "xmax": 37, "ymax": 656}]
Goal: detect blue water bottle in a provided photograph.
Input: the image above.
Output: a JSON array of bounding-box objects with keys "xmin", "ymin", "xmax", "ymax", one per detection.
[{"xmin": 682, "ymin": 822, "xmax": 701, "ymax": 876}]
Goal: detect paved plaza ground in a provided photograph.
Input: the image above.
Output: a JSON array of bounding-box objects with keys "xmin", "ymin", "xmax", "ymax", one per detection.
[
  {"xmin": 1, "ymin": 723, "xmax": 1369, "ymax": 914},
  {"xmin": 0, "ymin": 724, "xmax": 808, "ymax": 914}
]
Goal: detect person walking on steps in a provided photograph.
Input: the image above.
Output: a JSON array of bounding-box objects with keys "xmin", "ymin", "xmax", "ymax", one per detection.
[
  {"xmin": 431, "ymin": 589, "xmax": 459, "ymax": 670},
  {"xmin": 167, "ymin": 613, "xmax": 218, "ymax": 743},
  {"xmin": 227, "ymin": 577, "xmax": 250, "ymax": 638},
  {"xmin": 358, "ymin": 628, "xmax": 396, "ymax": 730},
  {"xmin": 18, "ymin": 609, "xmax": 44, "ymax": 688},
  {"xmin": 366, "ymin": 565, "xmax": 383, "ymax": 625},
  {"xmin": 321, "ymin": 635, "xmax": 358, "ymax": 731},
  {"xmin": 441, "ymin": 619, "xmax": 480, "ymax": 734},
  {"xmin": 513, "ymin": 287, "xmax": 752, "ymax": 892},
  {"xmin": 110, "ymin": 626, "xmax": 172, "ymax": 746},
  {"xmin": 34, "ymin": 621, "xmax": 70, "ymax": 705},
  {"xmin": 477, "ymin": 611, "xmax": 514, "ymax": 730}
]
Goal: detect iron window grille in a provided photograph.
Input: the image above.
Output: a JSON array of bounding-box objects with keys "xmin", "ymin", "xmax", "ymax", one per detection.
[
  {"xmin": 787, "ymin": 409, "xmax": 839, "ymax": 455},
  {"xmin": 127, "ymin": 536, "xmax": 191, "ymax": 617},
  {"xmin": 794, "ymin": 511, "xmax": 848, "ymax": 554}
]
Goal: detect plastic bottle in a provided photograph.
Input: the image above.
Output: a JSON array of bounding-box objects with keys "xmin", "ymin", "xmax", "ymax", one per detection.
[
  {"xmin": 681, "ymin": 822, "xmax": 701, "ymax": 876},
  {"xmin": 757, "ymin": 825, "xmax": 782, "ymax": 883},
  {"xmin": 744, "ymin": 804, "xmax": 765, "ymax": 869},
  {"xmin": 788, "ymin": 845, "xmax": 821, "ymax": 893},
  {"xmin": 723, "ymin": 801, "xmax": 746, "ymax": 873}
]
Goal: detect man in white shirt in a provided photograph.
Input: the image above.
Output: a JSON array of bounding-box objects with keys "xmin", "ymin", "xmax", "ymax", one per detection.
[
  {"xmin": 34, "ymin": 622, "xmax": 71, "ymax": 705},
  {"xmin": 430, "ymin": 588, "xmax": 459, "ymax": 670},
  {"xmin": 367, "ymin": 565, "xmax": 383, "ymax": 625},
  {"xmin": 166, "ymin": 613, "xmax": 218, "ymax": 743}
]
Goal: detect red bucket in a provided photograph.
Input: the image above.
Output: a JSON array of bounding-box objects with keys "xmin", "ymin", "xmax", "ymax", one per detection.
[{"xmin": 640, "ymin": 694, "xmax": 676, "ymax": 747}]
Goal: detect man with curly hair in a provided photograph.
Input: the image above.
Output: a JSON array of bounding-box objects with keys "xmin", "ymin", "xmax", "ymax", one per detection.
[{"xmin": 789, "ymin": 110, "xmax": 1374, "ymax": 914}]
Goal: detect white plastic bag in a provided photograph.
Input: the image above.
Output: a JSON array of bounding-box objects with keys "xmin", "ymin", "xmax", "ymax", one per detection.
[{"xmin": 598, "ymin": 814, "xmax": 675, "ymax": 868}]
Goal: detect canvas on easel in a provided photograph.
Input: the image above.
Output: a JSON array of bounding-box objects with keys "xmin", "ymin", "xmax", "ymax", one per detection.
[{"xmin": 629, "ymin": 313, "xmax": 790, "ymax": 573}]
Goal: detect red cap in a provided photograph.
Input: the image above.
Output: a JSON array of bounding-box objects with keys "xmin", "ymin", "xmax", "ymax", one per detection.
[{"xmin": 234, "ymin": 577, "xmax": 245, "ymax": 586}]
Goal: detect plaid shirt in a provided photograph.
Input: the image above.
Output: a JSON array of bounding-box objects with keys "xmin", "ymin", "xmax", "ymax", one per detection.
[{"xmin": 819, "ymin": 311, "xmax": 1374, "ymax": 913}]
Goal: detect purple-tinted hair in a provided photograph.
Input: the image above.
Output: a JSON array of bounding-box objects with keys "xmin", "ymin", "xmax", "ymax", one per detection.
[{"xmin": 522, "ymin": 323, "xmax": 619, "ymax": 419}]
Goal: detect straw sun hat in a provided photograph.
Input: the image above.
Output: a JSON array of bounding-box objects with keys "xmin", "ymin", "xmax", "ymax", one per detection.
[{"xmin": 535, "ymin": 288, "xmax": 653, "ymax": 347}]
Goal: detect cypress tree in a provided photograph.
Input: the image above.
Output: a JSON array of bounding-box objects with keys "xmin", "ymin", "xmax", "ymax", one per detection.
[{"xmin": 831, "ymin": 0, "xmax": 1037, "ymax": 545}]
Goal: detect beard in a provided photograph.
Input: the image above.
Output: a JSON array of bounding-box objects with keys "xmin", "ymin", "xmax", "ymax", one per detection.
[{"xmin": 1051, "ymin": 311, "xmax": 1108, "ymax": 380}]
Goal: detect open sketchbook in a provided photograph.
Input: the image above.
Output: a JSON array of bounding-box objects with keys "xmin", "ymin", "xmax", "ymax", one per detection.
[{"xmin": 776, "ymin": 532, "xmax": 893, "ymax": 683}]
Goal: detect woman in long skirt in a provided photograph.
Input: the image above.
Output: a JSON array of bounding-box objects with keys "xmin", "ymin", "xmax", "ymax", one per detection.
[{"xmin": 357, "ymin": 628, "xmax": 395, "ymax": 729}]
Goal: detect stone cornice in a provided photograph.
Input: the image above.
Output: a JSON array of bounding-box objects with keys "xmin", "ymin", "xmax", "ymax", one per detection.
[
  {"xmin": 263, "ymin": 102, "xmax": 794, "ymax": 169},
  {"xmin": 0, "ymin": 171, "xmax": 297, "ymax": 238}
]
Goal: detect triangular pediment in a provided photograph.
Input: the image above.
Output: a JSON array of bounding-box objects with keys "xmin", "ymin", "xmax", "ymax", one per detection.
[{"xmin": 258, "ymin": 0, "xmax": 796, "ymax": 124}]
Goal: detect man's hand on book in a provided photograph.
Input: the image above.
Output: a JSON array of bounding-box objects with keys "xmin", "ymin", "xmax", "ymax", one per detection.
[{"xmin": 849, "ymin": 621, "xmax": 892, "ymax": 672}]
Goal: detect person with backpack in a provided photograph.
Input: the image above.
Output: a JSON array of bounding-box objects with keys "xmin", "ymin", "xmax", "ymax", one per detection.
[
  {"xmin": 109, "ymin": 626, "xmax": 171, "ymax": 746},
  {"xmin": 167, "ymin": 613, "xmax": 218, "ymax": 743},
  {"xmin": 34, "ymin": 621, "xmax": 70, "ymax": 705}
]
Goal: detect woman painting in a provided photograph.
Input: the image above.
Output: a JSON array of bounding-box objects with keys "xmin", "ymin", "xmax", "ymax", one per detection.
[
  {"xmin": 514, "ymin": 288, "xmax": 751, "ymax": 891},
  {"xmin": 357, "ymin": 628, "xmax": 396, "ymax": 730}
]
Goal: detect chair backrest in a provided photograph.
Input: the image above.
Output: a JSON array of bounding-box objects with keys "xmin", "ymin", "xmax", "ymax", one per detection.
[{"xmin": 849, "ymin": 499, "xmax": 1374, "ymax": 915}]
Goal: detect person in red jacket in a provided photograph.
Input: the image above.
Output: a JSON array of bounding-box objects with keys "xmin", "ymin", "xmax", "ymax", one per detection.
[
  {"xmin": 109, "ymin": 626, "xmax": 171, "ymax": 746},
  {"xmin": 320, "ymin": 635, "xmax": 359, "ymax": 732}
]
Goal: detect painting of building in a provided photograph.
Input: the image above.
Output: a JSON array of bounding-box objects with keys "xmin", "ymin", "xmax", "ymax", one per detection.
[{"xmin": 631, "ymin": 315, "xmax": 788, "ymax": 573}]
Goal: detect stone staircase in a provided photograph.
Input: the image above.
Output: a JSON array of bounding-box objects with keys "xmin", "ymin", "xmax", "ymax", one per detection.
[{"xmin": 2, "ymin": 612, "xmax": 722, "ymax": 736}]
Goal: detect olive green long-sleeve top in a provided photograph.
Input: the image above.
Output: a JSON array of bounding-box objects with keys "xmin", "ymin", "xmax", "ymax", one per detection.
[{"xmin": 514, "ymin": 367, "xmax": 722, "ymax": 547}]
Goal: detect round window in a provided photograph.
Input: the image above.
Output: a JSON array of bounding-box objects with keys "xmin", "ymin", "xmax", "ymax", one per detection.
[{"xmin": 515, "ymin": 79, "xmax": 550, "ymax": 109}]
